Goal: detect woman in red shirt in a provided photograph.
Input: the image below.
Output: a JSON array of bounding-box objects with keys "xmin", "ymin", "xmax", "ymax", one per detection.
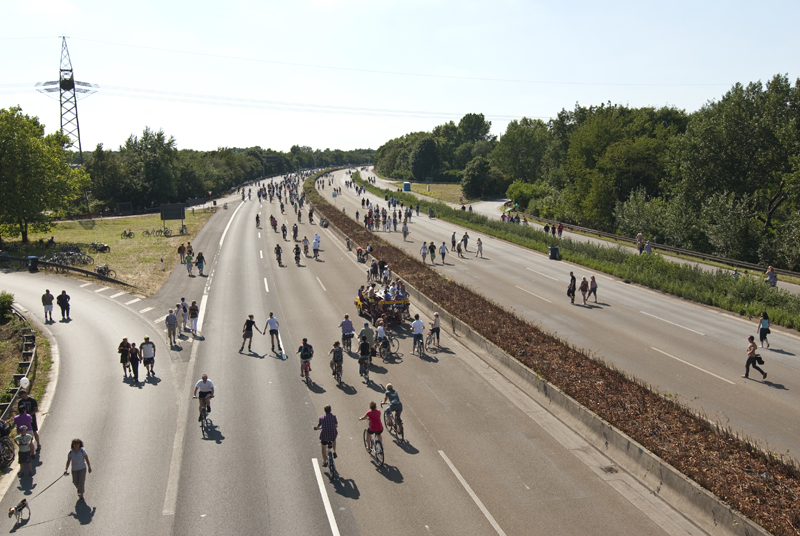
[{"xmin": 359, "ymin": 401, "xmax": 383, "ymax": 450}]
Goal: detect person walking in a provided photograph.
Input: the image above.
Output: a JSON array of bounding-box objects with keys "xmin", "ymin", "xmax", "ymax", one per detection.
[
  {"xmin": 475, "ymin": 238, "xmax": 483, "ymax": 258},
  {"xmin": 579, "ymin": 277, "xmax": 589, "ymax": 305},
  {"xmin": 439, "ymin": 242, "xmax": 449, "ymax": 264},
  {"xmin": 129, "ymin": 342, "xmax": 140, "ymax": 382},
  {"xmin": 240, "ymin": 314, "xmax": 262, "ymax": 352},
  {"xmin": 15, "ymin": 426, "xmax": 33, "ymax": 478},
  {"xmin": 462, "ymin": 232, "xmax": 469, "ymax": 251},
  {"xmin": 757, "ymin": 311, "xmax": 771, "ymax": 348},
  {"xmin": 636, "ymin": 232, "xmax": 644, "ymax": 255},
  {"xmin": 178, "ymin": 243, "xmax": 186, "ymax": 264},
  {"xmin": 743, "ymin": 335, "xmax": 767, "ymax": 380},
  {"xmin": 185, "ymin": 251, "xmax": 194, "ymax": 275},
  {"xmin": 42, "ymin": 289, "xmax": 54, "ymax": 322},
  {"xmin": 567, "ymin": 272, "xmax": 576, "ymax": 304},
  {"xmin": 179, "ymin": 298, "xmax": 189, "ymax": 331},
  {"xmin": 263, "ymin": 312, "xmax": 281, "ymax": 352},
  {"xmin": 428, "ymin": 242, "xmax": 436, "ymax": 264},
  {"xmin": 588, "ymin": 276, "xmax": 598, "ymax": 303},
  {"xmin": 64, "ymin": 439, "xmax": 92, "ymax": 501},
  {"xmin": 165, "ymin": 310, "xmax": 178, "ymax": 346},
  {"xmin": 195, "ymin": 252, "xmax": 206, "ymax": 276},
  {"xmin": 56, "ymin": 290, "xmax": 71, "ymax": 320},
  {"xmin": 187, "ymin": 242, "xmax": 194, "ymax": 257},
  {"xmin": 17, "ymin": 390, "xmax": 40, "ymax": 455},
  {"xmin": 456, "ymin": 241, "xmax": 463, "ymax": 258},
  {"xmin": 140, "ymin": 336, "xmax": 157, "ymax": 377},
  {"xmin": 118, "ymin": 337, "xmax": 132, "ymax": 378},
  {"xmin": 420, "ymin": 242, "xmax": 428, "ymax": 263},
  {"xmin": 189, "ymin": 301, "xmax": 200, "ymax": 335},
  {"xmin": 451, "ymin": 232, "xmax": 457, "ymax": 251}
]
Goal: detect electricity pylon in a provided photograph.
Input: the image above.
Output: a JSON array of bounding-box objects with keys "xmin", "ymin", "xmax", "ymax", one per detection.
[{"xmin": 35, "ymin": 37, "xmax": 96, "ymax": 164}]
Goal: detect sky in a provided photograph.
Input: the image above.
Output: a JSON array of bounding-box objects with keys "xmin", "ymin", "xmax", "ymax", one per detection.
[{"xmin": 1, "ymin": 0, "xmax": 798, "ymax": 154}]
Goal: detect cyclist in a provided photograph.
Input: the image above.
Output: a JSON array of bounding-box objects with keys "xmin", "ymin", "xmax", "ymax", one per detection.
[
  {"xmin": 339, "ymin": 314, "xmax": 355, "ymax": 347},
  {"xmin": 274, "ymin": 243, "xmax": 282, "ymax": 264},
  {"xmin": 314, "ymin": 405, "xmax": 337, "ymax": 468},
  {"xmin": 292, "ymin": 223, "xmax": 298, "ymax": 241},
  {"xmin": 255, "ymin": 214, "xmax": 260, "ymax": 228},
  {"xmin": 411, "ymin": 314, "xmax": 425, "ymax": 354},
  {"xmin": 358, "ymin": 336, "xmax": 371, "ymax": 376},
  {"xmin": 297, "ymin": 338, "xmax": 314, "ymax": 378},
  {"xmin": 382, "ymin": 383, "xmax": 402, "ymax": 425},
  {"xmin": 376, "ymin": 319, "xmax": 388, "ymax": 353},
  {"xmin": 281, "ymin": 223, "xmax": 287, "ymax": 240},
  {"xmin": 312, "ymin": 236, "xmax": 320, "ymax": 259},
  {"xmin": 429, "ymin": 312, "xmax": 440, "ymax": 347},
  {"xmin": 293, "ymin": 244, "xmax": 301, "ymax": 264},
  {"xmin": 302, "ymin": 236, "xmax": 309, "ymax": 256},
  {"xmin": 193, "ymin": 374, "xmax": 215, "ymax": 421},
  {"xmin": 358, "ymin": 401, "xmax": 383, "ymax": 451},
  {"xmin": 358, "ymin": 321, "xmax": 375, "ymax": 349},
  {"xmin": 329, "ymin": 341, "xmax": 344, "ymax": 377}
]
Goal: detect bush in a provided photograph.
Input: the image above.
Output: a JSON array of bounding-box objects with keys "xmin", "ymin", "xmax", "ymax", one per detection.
[{"xmin": 0, "ymin": 291, "xmax": 13, "ymax": 322}]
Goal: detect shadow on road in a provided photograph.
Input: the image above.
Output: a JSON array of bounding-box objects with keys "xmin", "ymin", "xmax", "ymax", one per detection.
[
  {"xmin": 69, "ymin": 500, "xmax": 96, "ymax": 524},
  {"xmin": 763, "ymin": 381, "xmax": 789, "ymax": 390},
  {"xmin": 768, "ymin": 348, "xmax": 796, "ymax": 356},
  {"xmin": 333, "ymin": 478, "xmax": 359, "ymax": 500},
  {"xmin": 396, "ymin": 440, "xmax": 419, "ymax": 455},
  {"xmin": 307, "ymin": 382, "xmax": 326, "ymax": 394},
  {"xmin": 376, "ymin": 463, "xmax": 403, "ymax": 483},
  {"xmin": 337, "ymin": 383, "xmax": 357, "ymax": 395}
]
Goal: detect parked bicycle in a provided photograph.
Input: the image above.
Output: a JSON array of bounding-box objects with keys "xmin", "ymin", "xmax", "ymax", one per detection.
[
  {"xmin": 90, "ymin": 241, "xmax": 110, "ymax": 253},
  {"xmin": 0, "ymin": 421, "xmax": 15, "ymax": 470},
  {"xmin": 142, "ymin": 228, "xmax": 163, "ymax": 237},
  {"xmin": 121, "ymin": 229, "xmax": 135, "ymax": 239},
  {"xmin": 95, "ymin": 264, "xmax": 116, "ymax": 279}
]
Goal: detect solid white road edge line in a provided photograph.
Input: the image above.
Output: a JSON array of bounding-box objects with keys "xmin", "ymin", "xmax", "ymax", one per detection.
[
  {"xmin": 514, "ymin": 285, "xmax": 552, "ymax": 303},
  {"xmin": 197, "ymin": 294, "xmax": 208, "ymax": 334},
  {"xmin": 264, "ymin": 278, "xmax": 270, "ymax": 293},
  {"xmin": 317, "ymin": 277, "xmax": 327, "ymax": 291},
  {"xmin": 312, "ymin": 458, "xmax": 341, "ymax": 536},
  {"xmin": 651, "ymin": 347, "xmax": 735, "ymax": 384},
  {"xmin": 219, "ymin": 200, "xmax": 245, "ymax": 247},
  {"xmin": 640, "ymin": 311, "xmax": 705, "ymax": 336},
  {"xmin": 439, "ymin": 451, "xmax": 507, "ymax": 536}
]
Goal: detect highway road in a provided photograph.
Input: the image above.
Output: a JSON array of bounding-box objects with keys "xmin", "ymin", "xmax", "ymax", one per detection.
[
  {"xmin": 0, "ymin": 183, "xmax": 709, "ymax": 535},
  {"xmin": 324, "ymin": 168, "xmax": 800, "ymax": 458}
]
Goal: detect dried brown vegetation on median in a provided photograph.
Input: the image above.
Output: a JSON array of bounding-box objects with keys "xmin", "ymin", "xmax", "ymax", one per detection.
[{"xmin": 307, "ymin": 180, "xmax": 800, "ymax": 536}]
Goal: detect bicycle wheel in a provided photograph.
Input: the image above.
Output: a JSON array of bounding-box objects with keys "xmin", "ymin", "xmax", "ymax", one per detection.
[
  {"xmin": 84, "ymin": 254, "xmax": 94, "ymax": 265},
  {"xmin": 374, "ymin": 441, "xmax": 384, "ymax": 466},
  {"xmin": 363, "ymin": 429, "xmax": 371, "ymax": 452},
  {"xmin": 390, "ymin": 337, "xmax": 400, "ymax": 354},
  {"xmin": 142, "ymin": 230, "xmax": 151, "ymax": 237},
  {"xmin": 107, "ymin": 270, "xmax": 116, "ymax": 279},
  {"xmin": 154, "ymin": 229, "xmax": 163, "ymax": 237},
  {"xmin": 163, "ymin": 228, "xmax": 173, "ymax": 237},
  {"xmin": 380, "ymin": 344, "xmax": 389, "ymax": 362},
  {"xmin": 383, "ymin": 410, "xmax": 392, "ymax": 433},
  {"xmin": 328, "ymin": 455, "xmax": 338, "ymax": 479},
  {"xmin": 0, "ymin": 438, "xmax": 14, "ymax": 469}
]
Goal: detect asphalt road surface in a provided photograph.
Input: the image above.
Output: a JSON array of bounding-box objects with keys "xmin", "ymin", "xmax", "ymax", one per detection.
[
  {"xmin": 0, "ymin": 186, "xmax": 709, "ymax": 535},
  {"xmin": 327, "ymin": 169, "xmax": 800, "ymax": 458}
]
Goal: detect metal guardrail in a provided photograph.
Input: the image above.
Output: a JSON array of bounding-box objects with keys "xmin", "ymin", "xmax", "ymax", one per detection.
[
  {"xmin": 0, "ymin": 307, "xmax": 36, "ymax": 421},
  {"xmin": 0, "ymin": 256, "xmax": 135, "ymax": 287},
  {"xmin": 509, "ymin": 208, "xmax": 800, "ymax": 279}
]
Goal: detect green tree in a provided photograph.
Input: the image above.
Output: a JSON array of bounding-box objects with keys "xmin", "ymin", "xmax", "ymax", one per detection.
[
  {"xmin": 83, "ymin": 143, "xmax": 122, "ymax": 204},
  {"xmin": 118, "ymin": 127, "xmax": 178, "ymax": 207},
  {"xmin": 458, "ymin": 113, "xmax": 493, "ymax": 143},
  {"xmin": 490, "ymin": 117, "xmax": 549, "ymax": 183},
  {"xmin": 461, "ymin": 156, "xmax": 506, "ymax": 198},
  {"xmin": 0, "ymin": 107, "xmax": 89, "ymax": 242},
  {"xmin": 410, "ymin": 137, "xmax": 440, "ymax": 181}
]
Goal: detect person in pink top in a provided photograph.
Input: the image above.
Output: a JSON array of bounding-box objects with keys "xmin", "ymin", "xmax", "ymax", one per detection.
[{"xmin": 358, "ymin": 401, "xmax": 383, "ymax": 450}]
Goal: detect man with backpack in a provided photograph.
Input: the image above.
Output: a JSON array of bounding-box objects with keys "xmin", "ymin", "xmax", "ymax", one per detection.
[{"xmin": 297, "ymin": 338, "xmax": 314, "ymax": 377}]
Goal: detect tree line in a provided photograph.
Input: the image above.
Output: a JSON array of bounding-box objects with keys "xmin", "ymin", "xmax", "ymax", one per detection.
[
  {"xmin": 0, "ymin": 106, "xmax": 374, "ymax": 243},
  {"xmin": 373, "ymin": 75, "xmax": 800, "ymax": 270}
]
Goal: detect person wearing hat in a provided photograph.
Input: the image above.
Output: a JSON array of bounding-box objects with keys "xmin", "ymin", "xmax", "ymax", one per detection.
[
  {"xmin": 140, "ymin": 336, "xmax": 157, "ymax": 377},
  {"xmin": 15, "ymin": 425, "xmax": 33, "ymax": 477}
]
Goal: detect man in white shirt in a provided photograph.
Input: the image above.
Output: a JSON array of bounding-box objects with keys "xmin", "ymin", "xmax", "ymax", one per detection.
[
  {"xmin": 193, "ymin": 374, "xmax": 215, "ymax": 420},
  {"xmin": 140, "ymin": 336, "xmax": 157, "ymax": 377},
  {"xmin": 263, "ymin": 312, "xmax": 282, "ymax": 352},
  {"xmin": 312, "ymin": 238, "xmax": 320, "ymax": 259},
  {"xmin": 439, "ymin": 242, "xmax": 449, "ymax": 264},
  {"xmin": 411, "ymin": 314, "xmax": 425, "ymax": 354}
]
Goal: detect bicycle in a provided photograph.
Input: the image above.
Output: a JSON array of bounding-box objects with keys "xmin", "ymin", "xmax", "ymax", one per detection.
[
  {"xmin": 0, "ymin": 421, "xmax": 15, "ymax": 470},
  {"xmin": 301, "ymin": 360, "xmax": 312, "ymax": 386},
  {"xmin": 382, "ymin": 403, "xmax": 404, "ymax": 443},
  {"xmin": 333, "ymin": 362, "xmax": 343, "ymax": 386},
  {"xmin": 363, "ymin": 428, "xmax": 384, "ymax": 466},
  {"xmin": 120, "ymin": 229, "xmax": 135, "ymax": 239},
  {"xmin": 379, "ymin": 335, "xmax": 400, "ymax": 362},
  {"xmin": 313, "ymin": 431, "xmax": 338, "ymax": 480},
  {"xmin": 162, "ymin": 227, "xmax": 173, "ymax": 237},
  {"xmin": 95, "ymin": 264, "xmax": 116, "ymax": 279},
  {"xmin": 425, "ymin": 329, "xmax": 438, "ymax": 352},
  {"xmin": 90, "ymin": 241, "xmax": 110, "ymax": 253},
  {"xmin": 193, "ymin": 394, "xmax": 214, "ymax": 437},
  {"xmin": 341, "ymin": 333, "xmax": 354, "ymax": 352},
  {"xmin": 414, "ymin": 334, "xmax": 425, "ymax": 357}
]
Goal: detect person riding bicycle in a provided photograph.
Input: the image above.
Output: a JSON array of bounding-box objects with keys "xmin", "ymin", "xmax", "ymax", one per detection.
[
  {"xmin": 339, "ymin": 314, "xmax": 355, "ymax": 346},
  {"xmin": 274, "ymin": 244, "xmax": 282, "ymax": 263},
  {"xmin": 376, "ymin": 319, "xmax": 389, "ymax": 352},
  {"xmin": 329, "ymin": 341, "xmax": 344, "ymax": 377},
  {"xmin": 292, "ymin": 223, "xmax": 298, "ymax": 240},
  {"xmin": 281, "ymin": 223, "xmax": 287, "ymax": 240},
  {"xmin": 382, "ymin": 383, "xmax": 402, "ymax": 424},
  {"xmin": 293, "ymin": 244, "xmax": 301, "ymax": 263},
  {"xmin": 193, "ymin": 374, "xmax": 215, "ymax": 421},
  {"xmin": 297, "ymin": 338, "xmax": 314, "ymax": 377},
  {"xmin": 411, "ymin": 314, "xmax": 425, "ymax": 353},
  {"xmin": 359, "ymin": 401, "xmax": 383, "ymax": 449},
  {"xmin": 314, "ymin": 405, "xmax": 338, "ymax": 468},
  {"xmin": 302, "ymin": 237, "xmax": 309, "ymax": 256},
  {"xmin": 358, "ymin": 336, "xmax": 371, "ymax": 376}
]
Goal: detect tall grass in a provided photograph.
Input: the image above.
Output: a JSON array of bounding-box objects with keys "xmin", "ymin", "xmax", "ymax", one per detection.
[{"xmin": 356, "ymin": 177, "xmax": 800, "ymax": 330}]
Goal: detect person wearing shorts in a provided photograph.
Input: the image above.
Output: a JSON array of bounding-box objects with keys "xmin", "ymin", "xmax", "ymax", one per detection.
[
  {"xmin": 42, "ymin": 289, "xmax": 54, "ymax": 322},
  {"xmin": 15, "ymin": 426, "xmax": 33, "ymax": 477},
  {"xmin": 428, "ymin": 243, "xmax": 436, "ymax": 264},
  {"xmin": 383, "ymin": 383, "xmax": 403, "ymax": 424},
  {"xmin": 297, "ymin": 338, "xmax": 314, "ymax": 376},
  {"xmin": 314, "ymin": 405, "xmax": 338, "ymax": 467},
  {"xmin": 359, "ymin": 401, "xmax": 383, "ymax": 448},
  {"xmin": 412, "ymin": 314, "xmax": 425, "ymax": 352},
  {"xmin": 240, "ymin": 314, "xmax": 261, "ymax": 352},
  {"xmin": 329, "ymin": 341, "xmax": 344, "ymax": 376},
  {"xmin": 140, "ymin": 336, "xmax": 156, "ymax": 377},
  {"xmin": 118, "ymin": 337, "xmax": 132, "ymax": 378},
  {"xmin": 263, "ymin": 312, "xmax": 281, "ymax": 351}
]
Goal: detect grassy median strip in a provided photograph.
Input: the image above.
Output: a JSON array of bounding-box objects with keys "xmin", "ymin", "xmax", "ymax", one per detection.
[
  {"xmin": 2, "ymin": 211, "xmax": 214, "ymax": 295},
  {"xmin": 353, "ymin": 175, "xmax": 800, "ymax": 331},
  {"xmin": 310, "ymin": 174, "xmax": 799, "ymax": 536}
]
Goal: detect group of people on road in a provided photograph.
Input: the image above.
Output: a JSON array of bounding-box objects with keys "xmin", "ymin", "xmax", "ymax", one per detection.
[
  {"xmin": 567, "ymin": 271, "xmax": 599, "ymax": 305},
  {"xmin": 239, "ymin": 312, "xmax": 281, "ymax": 353},
  {"xmin": 117, "ymin": 336, "xmax": 157, "ymax": 382},
  {"xmin": 41, "ymin": 289, "xmax": 71, "ymax": 322}
]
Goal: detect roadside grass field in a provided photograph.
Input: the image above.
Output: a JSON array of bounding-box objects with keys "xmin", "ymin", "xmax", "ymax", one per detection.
[
  {"xmin": 388, "ymin": 181, "xmax": 477, "ymax": 205},
  {"xmin": 2, "ymin": 211, "xmax": 214, "ymax": 295}
]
